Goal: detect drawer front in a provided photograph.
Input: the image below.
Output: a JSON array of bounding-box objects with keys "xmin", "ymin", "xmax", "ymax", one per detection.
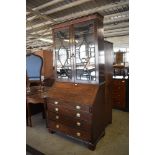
[
  {"xmin": 113, "ymin": 96, "xmax": 126, "ymax": 109},
  {"xmin": 48, "ymin": 111, "xmax": 91, "ymax": 132},
  {"xmin": 120, "ymin": 80, "xmax": 126, "ymax": 86},
  {"xmin": 113, "ymin": 85, "xmax": 125, "ymax": 92},
  {"xmin": 48, "ymin": 121, "xmax": 91, "ymax": 141},
  {"xmin": 47, "ymin": 103, "xmax": 92, "ymax": 122},
  {"xmin": 113, "ymin": 80, "xmax": 126, "ymax": 86},
  {"xmin": 113, "ymin": 101, "xmax": 126, "ymax": 109},
  {"xmin": 46, "ymin": 98, "xmax": 91, "ymax": 112}
]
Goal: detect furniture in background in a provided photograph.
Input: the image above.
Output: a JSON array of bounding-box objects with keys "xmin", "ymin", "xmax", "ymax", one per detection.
[
  {"xmin": 26, "ymin": 53, "xmax": 47, "ymax": 126},
  {"xmin": 26, "ymin": 95, "xmax": 45, "ymax": 127},
  {"xmin": 42, "ymin": 78, "xmax": 55, "ymax": 87},
  {"xmin": 46, "ymin": 13, "xmax": 113, "ymax": 150},
  {"xmin": 113, "ymin": 65, "xmax": 129, "ymax": 77},
  {"xmin": 113, "ymin": 51, "xmax": 129, "ymax": 77},
  {"xmin": 112, "ymin": 51, "xmax": 129, "ymax": 111},
  {"xmin": 26, "ymin": 53, "xmax": 43, "ymax": 86},
  {"xmin": 112, "ymin": 78, "xmax": 129, "ymax": 111},
  {"xmin": 35, "ymin": 50, "xmax": 54, "ymax": 80},
  {"xmin": 26, "ymin": 86, "xmax": 48, "ymax": 127}
]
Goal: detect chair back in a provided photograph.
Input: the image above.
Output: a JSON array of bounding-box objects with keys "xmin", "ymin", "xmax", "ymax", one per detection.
[{"xmin": 26, "ymin": 53, "xmax": 43, "ymax": 82}]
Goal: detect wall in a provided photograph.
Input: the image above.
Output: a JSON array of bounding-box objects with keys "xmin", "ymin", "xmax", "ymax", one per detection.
[{"xmin": 105, "ymin": 35, "xmax": 129, "ymax": 49}]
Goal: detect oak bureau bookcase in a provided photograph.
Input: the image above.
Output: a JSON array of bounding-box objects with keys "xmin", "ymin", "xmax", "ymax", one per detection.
[{"xmin": 46, "ymin": 13, "xmax": 113, "ymax": 150}]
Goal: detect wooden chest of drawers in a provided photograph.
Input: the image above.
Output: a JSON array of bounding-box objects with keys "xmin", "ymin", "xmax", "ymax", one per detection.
[
  {"xmin": 46, "ymin": 82, "xmax": 111, "ymax": 150},
  {"xmin": 112, "ymin": 79, "xmax": 129, "ymax": 111}
]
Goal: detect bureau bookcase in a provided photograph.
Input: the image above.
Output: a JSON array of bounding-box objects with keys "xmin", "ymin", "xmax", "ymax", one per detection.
[{"xmin": 46, "ymin": 13, "xmax": 113, "ymax": 150}]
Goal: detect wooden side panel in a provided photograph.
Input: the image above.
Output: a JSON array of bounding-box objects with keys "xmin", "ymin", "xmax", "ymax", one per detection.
[
  {"xmin": 97, "ymin": 19, "xmax": 105, "ymax": 83},
  {"xmin": 35, "ymin": 50, "xmax": 54, "ymax": 79},
  {"xmin": 34, "ymin": 51, "xmax": 44, "ymax": 75},
  {"xmin": 92, "ymin": 84, "xmax": 105, "ymax": 142},
  {"xmin": 97, "ymin": 18, "xmax": 113, "ymax": 125},
  {"xmin": 43, "ymin": 51, "xmax": 53, "ymax": 78},
  {"xmin": 104, "ymin": 41, "xmax": 113, "ymax": 124}
]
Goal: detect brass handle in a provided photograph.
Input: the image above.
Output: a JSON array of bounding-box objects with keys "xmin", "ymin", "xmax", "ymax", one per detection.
[
  {"xmin": 76, "ymin": 105, "xmax": 81, "ymax": 110},
  {"xmin": 55, "ymin": 108, "xmax": 59, "ymax": 112},
  {"xmin": 54, "ymin": 101, "xmax": 58, "ymax": 105},
  {"xmin": 56, "ymin": 124, "xmax": 59, "ymax": 128},
  {"xmin": 76, "ymin": 122, "xmax": 81, "ymax": 126},
  {"xmin": 56, "ymin": 115, "xmax": 59, "ymax": 119},
  {"xmin": 122, "ymin": 80, "xmax": 125, "ymax": 83},
  {"xmin": 76, "ymin": 113, "xmax": 80, "ymax": 117},
  {"xmin": 76, "ymin": 132, "xmax": 81, "ymax": 137}
]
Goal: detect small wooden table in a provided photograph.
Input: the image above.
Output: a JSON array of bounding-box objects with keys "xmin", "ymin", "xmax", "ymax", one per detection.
[{"xmin": 26, "ymin": 86, "xmax": 49, "ymax": 127}]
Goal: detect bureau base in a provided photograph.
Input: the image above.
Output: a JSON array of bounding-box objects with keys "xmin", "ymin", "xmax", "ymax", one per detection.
[
  {"xmin": 48, "ymin": 128, "xmax": 105, "ymax": 151},
  {"xmin": 46, "ymin": 82, "xmax": 111, "ymax": 151}
]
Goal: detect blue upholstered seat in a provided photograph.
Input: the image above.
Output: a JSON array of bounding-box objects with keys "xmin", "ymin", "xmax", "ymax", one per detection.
[{"xmin": 26, "ymin": 54, "xmax": 43, "ymax": 82}]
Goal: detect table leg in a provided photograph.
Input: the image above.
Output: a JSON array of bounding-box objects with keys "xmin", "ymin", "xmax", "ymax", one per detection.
[
  {"xmin": 43, "ymin": 102, "xmax": 48, "ymax": 128},
  {"xmin": 26, "ymin": 101, "xmax": 32, "ymax": 127}
]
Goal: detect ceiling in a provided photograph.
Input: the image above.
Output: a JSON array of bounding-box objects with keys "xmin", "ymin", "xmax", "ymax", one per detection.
[{"xmin": 26, "ymin": 0, "xmax": 129, "ymax": 51}]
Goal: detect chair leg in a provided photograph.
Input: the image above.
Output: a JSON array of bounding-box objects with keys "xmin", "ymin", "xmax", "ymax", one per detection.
[
  {"xmin": 27, "ymin": 102, "xmax": 32, "ymax": 127},
  {"xmin": 43, "ymin": 103, "xmax": 48, "ymax": 128}
]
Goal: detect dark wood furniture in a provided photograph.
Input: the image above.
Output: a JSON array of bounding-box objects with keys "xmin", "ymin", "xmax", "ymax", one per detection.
[
  {"xmin": 113, "ymin": 65, "xmax": 129, "ymax": 77},
  {"xmin": 26, "ymin": 53, "xmax": 43, "ymax": 86},
  {"xmin": 47, "ymin": 13, "xmax": 113, "ymax": 150},
  {"xmin": 35, "ymin": 50, "xmax": 54, "ymax": 80},
  {"xmin": 112, "ymin": 51, "xmax": 129, "ymax": 111},
  {"xmin": 26, "ymin": 86, "xmax": 48, "ymax": 127},
  {"xmin": 112, "ymin": 78, "xmax": 129, "ymax": 111}
]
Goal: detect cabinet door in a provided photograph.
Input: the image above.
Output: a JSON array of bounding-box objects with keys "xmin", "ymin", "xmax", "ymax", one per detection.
[
  {"xmin": 54, "ymin": 27, "xmax": 73, "ymax": 81},
  {"xmin": 73, "ymin": 21, "xmax": 98, "ymax": 83}
]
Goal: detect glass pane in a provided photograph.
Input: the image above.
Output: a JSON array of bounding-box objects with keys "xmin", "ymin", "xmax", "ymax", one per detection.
[
  {"xmin": 54, "ymin": 28, "xmax": 72, "ymax": 80},
  {"xmin": 74, "ymin": 21, "xmax": 96, "ymax": 81}
]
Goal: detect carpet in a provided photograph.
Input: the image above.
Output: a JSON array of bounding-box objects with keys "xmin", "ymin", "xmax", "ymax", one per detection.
[{"xmin": 26, "ymin": 144, "xmax": 45, "ymax": 155}]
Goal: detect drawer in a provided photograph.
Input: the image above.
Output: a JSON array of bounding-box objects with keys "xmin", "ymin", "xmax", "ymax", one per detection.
[
  {"xmin": 113, "ymin": 85, "xmax": 125, "ymax": 91},
  {"xmin": 47, "ymin": 103, "xmax": 92, "ymax": 122},
  {"xmin": 113, "ymin": 96, "xmax": 126, "ymax": 109},
  {"xmin": 113, "ymin": 97, "xmax": 122, "ymax": 103},
  {"xmin": 113, "ymin": 94, "xmax": 125, "ymax": 101},
  {"xmin": 112, "ymin": 86, "xmax": 125, "ymax": 97},
  {"xmin": 113, "ymin": 101, "xmax": 126, "ymax": 109},
  {"xmin": 48, "ymin": 121, "xmax": 91, "ymax": 141},
  {"xmin": 48, "ymin": 111, "xmax": 91, "ymax": 132},
  {"xmin": 46, "ymin": 98, "xmax": 91, "ymax": 112},
  {"xmin": 112, "ymin": 94, "xmax": 122, "ymax": 99},
  {"xmin": 113, "ymin": 80, "xmax": 126, "ymax": 86}
]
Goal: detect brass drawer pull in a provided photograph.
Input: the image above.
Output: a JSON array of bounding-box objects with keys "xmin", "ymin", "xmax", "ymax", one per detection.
[
  {"xmin": 55, "ymin": 108, "xmax": 59, "ymax": 112},
  {"xmin": 76, "ymin": 105, "xmax": 81, "ymax": 110},
  {"xmin": 76, "ymin": 122, "xmax": 81, "ymax": 126},
  {"xmin": 56, "ymin": 115, "xmax": 59, "ymax": 119},
  {"xmin": 76, "ymin": 113, "xmax": 80, "ymax": 117},
  {"xmin": 122, "ymin": 80, "xmax": 125, "ymax": 83},
  {"xmin": 76, "ymin": 132, "xmax": 81, "ymax": 137},
  {"xmin": 54, "ymin": 101, "xmax": 58, "ymax": 105},
  {"xmin": 56, "ymin": 124, "xmax": 59, "ymax": 128}
]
